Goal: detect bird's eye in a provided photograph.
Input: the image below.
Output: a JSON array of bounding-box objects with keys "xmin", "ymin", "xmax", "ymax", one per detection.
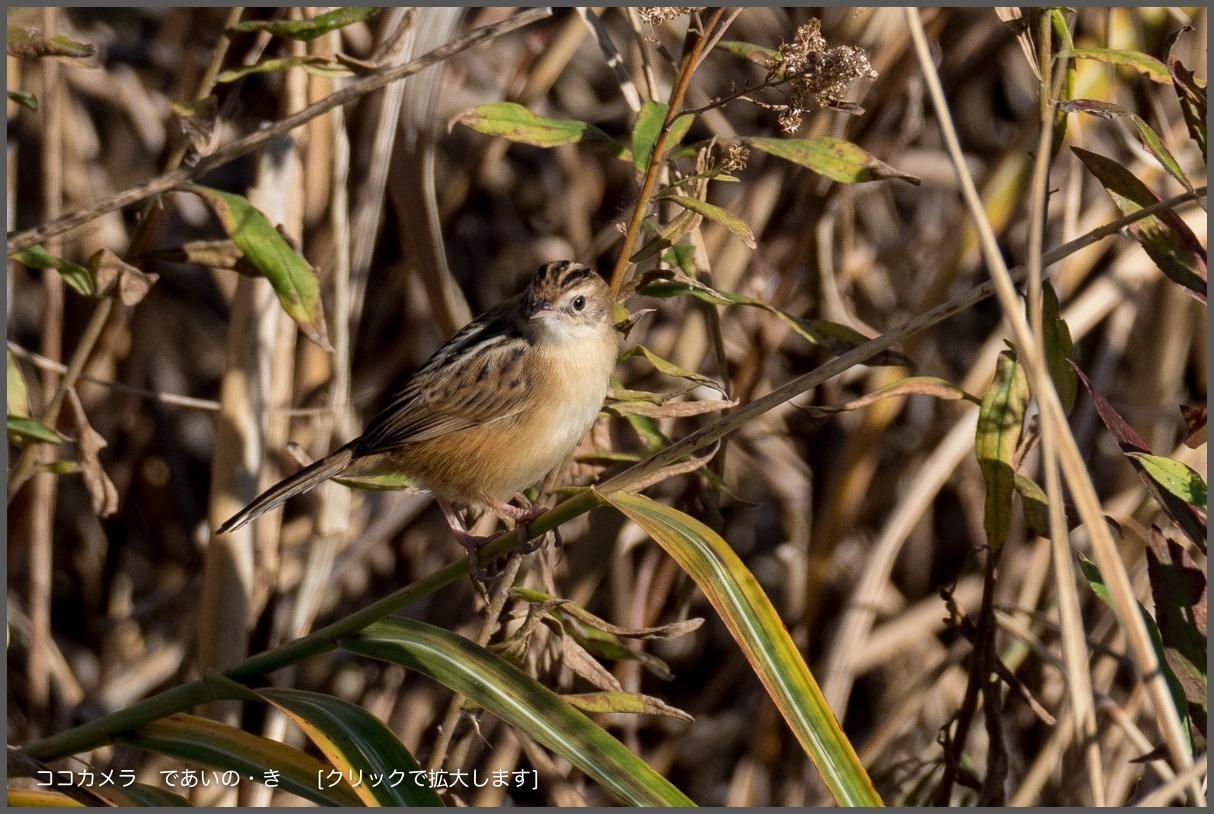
[{"xmin": 572, "ymin": 295, "xmax": 586, "ymax": 311}]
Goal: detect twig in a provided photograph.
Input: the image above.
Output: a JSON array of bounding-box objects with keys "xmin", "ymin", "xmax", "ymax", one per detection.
[
  {"xmin": 608, "ymin": 7, "xmax": 730, "ymax": 295},
  {"xmin": 8, "ymin": 342, "xmax": 221, "ymax": 411},
  {"xmin": 6, "ymin": 8, "xmax": 552, "ymax": 256},
  {"xmin": 428, "ymin": 554, "xmax": 525, "ymax": 775}
]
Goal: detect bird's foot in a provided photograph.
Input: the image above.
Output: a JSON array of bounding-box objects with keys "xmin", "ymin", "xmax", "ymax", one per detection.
[
  {"xmin": 451, "ymin": 528, "xmax": 500, "ymax": 581},
  {"xmin": 491, "ymin": 499, "xmax": 551, "ymax": 555}
]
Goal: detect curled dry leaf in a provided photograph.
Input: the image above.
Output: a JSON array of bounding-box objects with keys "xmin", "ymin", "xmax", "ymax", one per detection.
[
  {"xmin": 67, "ymin": 389, "xmax": 119, "ymax": 517},
  {"xmin": 513, "ymin": 587, "xmax": 705, "ymax": 641},
  {"xmin": 794, "ymin": 375, "xmax": 979, "ymax": 417},
  {"xmin": 7, "ymin": 27, "xmax": 97, "ymax": 65},
  {"xmin": 561, "ymin": 635, "xmax": 623, "ymax": 692},
  {"xmin": 606, "ymin": 397, "xmax": 737, "ymax": 420},
  {"xmin": 90, "ymin": 249, "xmax": 159, "ymax": 306},
  {"xmin": 149, "ymin": 239, "xmax": 245, "ymax": 271}
]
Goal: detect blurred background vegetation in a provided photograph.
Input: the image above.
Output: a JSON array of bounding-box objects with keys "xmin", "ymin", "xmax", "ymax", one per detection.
[{"xmin": 6, "ymin": 6, "xmax": 1207, "ymax": 806}]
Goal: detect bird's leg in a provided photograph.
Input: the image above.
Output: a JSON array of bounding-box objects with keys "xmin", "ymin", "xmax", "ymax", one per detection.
[{"xmin": 437, "ymin": 499, "xmax": 497, "ymax": 580}]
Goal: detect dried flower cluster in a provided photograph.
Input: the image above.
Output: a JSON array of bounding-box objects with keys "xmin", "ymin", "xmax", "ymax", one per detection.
[
  {"xmin": 637, "ymin": 7, "xmax": 696, "ymax": 26},
  {"xmin": 721, "ymin": 143, "xmax": 750, "ymax": 173},
  {"xmin": 766, "ymin": 18, "xmax": 878, "ymax": 132}
]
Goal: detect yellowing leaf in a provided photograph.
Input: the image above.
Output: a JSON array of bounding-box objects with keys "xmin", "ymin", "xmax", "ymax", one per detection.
[
  {"xmin": 606, "ymin": 492, "xmax": 881, "ymax": 806},
  {"xmin": 1058, "ymin": 47, "xmax": 1172, "ymax": 82},
  {"xmin": 976, "ymin": 350, "xmax": 1028, "ymax": 553},
  {"xmin": 662, "ymin": 195, "xmax": 756, "ymax": 248},
  {"xmin": 748, "ymin": 137, "xmax": 919, "ymax": 184},
  {"xmin": 258, "ymin": 688, "xmax": 441, "ymax": 806},
  {"xmin": 456, "ymin": 102, "xmax": 628, "ymax": 160},
  {"xmin": 182, "ymin": 184, "xmax": 332, "ymax": 350}
]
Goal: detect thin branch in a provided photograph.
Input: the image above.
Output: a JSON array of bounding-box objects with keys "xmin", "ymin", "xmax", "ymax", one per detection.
[{"xmin": 608, "ymin": 7, "xmax": 730, "ymax": 295}]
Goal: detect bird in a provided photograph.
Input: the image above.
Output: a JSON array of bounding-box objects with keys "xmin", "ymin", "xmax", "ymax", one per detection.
[{"xmin": 216, "ymin": 260, "xmax": 619, "ymax": 577}]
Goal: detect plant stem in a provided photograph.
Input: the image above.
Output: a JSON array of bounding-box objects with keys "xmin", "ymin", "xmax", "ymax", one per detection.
[{"xmin": 608, "ymin": 7, "xmax": 729, "ymax": 295}]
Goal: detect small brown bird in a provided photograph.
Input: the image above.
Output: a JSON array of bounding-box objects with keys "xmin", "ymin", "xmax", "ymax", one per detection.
[{"xmin": 216, "ymin": 261, "xmax": 619, "ymax": 575}]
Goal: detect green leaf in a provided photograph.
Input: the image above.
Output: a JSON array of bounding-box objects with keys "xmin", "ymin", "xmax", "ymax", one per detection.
[
  {"xmin": 632, "ymin": 100, "xmax": 667, "ymax": 173},
  {"xmin": 8, "ymin": 350, "xmax": 29, "ymax": 417},
  {"xmin": 7, "ymin": 89, "xmax": 37, "ymax": 110},
  {"xmin": 606, "ymin": 492, "xmax": 881, "ymax": 806},
  {"xmin": 456, "ymin": 102, "xmax": 628, "ymax": 160},
  {"xmin": 747, "ymin": 137, "xmax": 919, "ymax": 184},
  {"xmin": 7, "ymin": 415, "xmax": 61, "ymax": 445},
  {"xmin": 626, "ymin": 413, "xmax": 670, "ymax": 453},
  {"xmin": 117, "ymin": 713, "xmax": 364, "ymax": 806},
  {"xmin": 1013, "ymin": 474, "xmax": 1051, "ymax": 537},
  {"xmin": 218, "ymin": 56, "xmax": 353, "ymax": 82},
  {"xmin": 1041, "ymin": 282, "xmax": 1077, "ymax": 414},
  {"xmin": 976, "ymin": 350, "xmax": 1029, "ymax": 553},
  {"xmin": 716, "ymin": 40, "xmax": 779, "ymax": 64},
  {"xmin": 14, "ymin": 244, "xmax": 94, "ymax": 296},
  {"xmin": 1126, "ymin": 453, "xmax": 1207, "ymax": 508},
  {"xmin": 1057, "ymin": 47, "xmax": 1172, "ymax": 83},
  {"xmin": 630, "ymin": 101, "xmax": 693, "ymax": 173},
  {"xmin": 620, "ymin": 345, "xmax": 726, "ymax": 395},
  {"xmin": 1080, "ymin": 556, "xmax": 1194, "ymax": 753},
  {"xmin": 1071, "ymin": 147, "xmax": 1206, "ymax": 303},
  {"xmin": 339, "ymin": 617, "xmax": 694, "ymax": 807},
  {"xmin": 662, "ymin": 195, "xmax": 756, "ymax": 249},
  {"xmin": 560, "ymin": 691, "xmax": 693, "ymax": 721},
  {"xmin": 258, "ymin": 688, "xmax": 442, "ymax": 806},
  {"xmin": 1074, "ymin": 364, "xmax": 1207, "ymax": 551},
  {"xmin": 1059, "ymin": 99, "xmax": 1194, "ymax": 192},
  {"xmin": 1049, "ymin": 10, "xmax": 1076, "ymax": 159},
  {"xmin": 333, "ymin": 471, "xmax": 420, "ymax": 491},
  {"xmin": 228, "ymin": 7, "xmax": 378, "ymax": 42},
  {"xmin": 629, "ymin": 207, "xmax": 701, "ymax": 264},
  {"xmin": 181, "ymin": 184, "xmax": 332, "ymax": 350}
]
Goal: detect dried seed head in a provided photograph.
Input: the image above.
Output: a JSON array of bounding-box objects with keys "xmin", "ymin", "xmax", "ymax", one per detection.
[
  {"xmin": 721, "ymin": 144, "xmax": 750, "ymax": 173},
  {"xmin": 638, "ymin": 7, "xmax": 695, "ymax": 26},
  {"xmin": 766, "ymin": 19, "xmax": 878, "ymax": 133}
]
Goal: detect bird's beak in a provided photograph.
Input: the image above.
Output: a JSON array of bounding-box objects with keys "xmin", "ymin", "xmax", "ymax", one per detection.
[{"xmin": 528, "ymin": 300, "xmax": 558, "ymax": 320}]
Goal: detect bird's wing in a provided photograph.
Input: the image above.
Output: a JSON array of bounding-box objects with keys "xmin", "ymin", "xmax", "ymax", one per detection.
[{"xmin": 355, "ymin": 304, "xmax": 534, "ymax": 452}]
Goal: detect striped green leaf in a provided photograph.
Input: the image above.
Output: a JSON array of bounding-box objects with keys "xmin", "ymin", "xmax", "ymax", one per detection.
[
  {"xmin": 117, "ymin": 713, "xmax": 363, "ymax": 807},
  {"xmin": 339, "ymin": 618, "xmax": 694, "ymax": 807},
  {"xmin": 605, "ymin": 491, "xmax": 882, "ymax": 806},
  {"xmin": 258, "ymin": 688, "xmax": 442, "ymax": 806}
]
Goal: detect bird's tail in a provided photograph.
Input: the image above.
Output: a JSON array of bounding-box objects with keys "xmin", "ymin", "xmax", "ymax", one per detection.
[{"xmin": 215, "ymin": 446, "xmax": 355, "ymax": 535}]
